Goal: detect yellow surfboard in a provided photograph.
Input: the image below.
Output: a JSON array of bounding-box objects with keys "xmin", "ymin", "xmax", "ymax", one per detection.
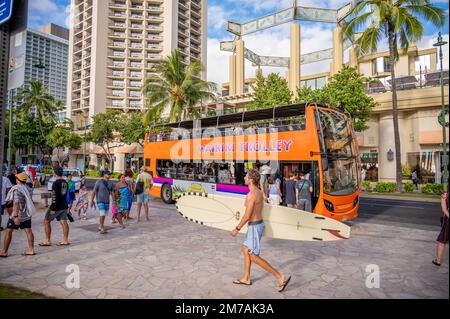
[{"xmin": 176, "ymin": 192, "xmax": 351, "ymax": 241}]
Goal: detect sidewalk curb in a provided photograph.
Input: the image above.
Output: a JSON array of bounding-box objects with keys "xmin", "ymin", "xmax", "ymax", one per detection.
[{"xmin": 360, "ymin": 192, "xmax": 441, "ymax": 202}]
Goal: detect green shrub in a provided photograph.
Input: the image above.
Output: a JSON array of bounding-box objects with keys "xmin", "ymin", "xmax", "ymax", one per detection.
[
  {"xmin": 362, "ymin": 181, "xmax": 372, "ymax": 191},
  {"xmin": 403, "ymin": 182, "xmax": 415, "ymax": 192},
  {"xmin": 384, "ymin": 182, "xmax": 396, "ymax": 192},
  {"xmin": 375, "ymin": 182, "xmax": 396, "ymax": 192},
  {"xmin": 402, "ymin": 164, "xmax": 412, "ymax": 177},
  {"xmin": 86, "ymin": 170, "xmax": 101, "ymax": 178},
  {"xmin": 110, "ymin": 172, "xmax": 121, "ymax": 179},
  {"xmin": 421, "ymin": 183, "xmax": 444, "ymax": 195}
]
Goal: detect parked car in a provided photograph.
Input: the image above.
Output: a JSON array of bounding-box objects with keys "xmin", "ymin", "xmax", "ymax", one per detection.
[
  {"xmin": 18, "ymin": 164, "xmax": 46, "ymax": 185},
  {"xmin": 47, "ymin": 168, "xmax": 85, "ymax": 192}
]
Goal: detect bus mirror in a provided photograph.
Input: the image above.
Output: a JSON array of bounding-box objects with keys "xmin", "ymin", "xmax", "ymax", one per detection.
[{"xmin": 322, "ymin": 158, "xmax": 328, "ymax": 171}]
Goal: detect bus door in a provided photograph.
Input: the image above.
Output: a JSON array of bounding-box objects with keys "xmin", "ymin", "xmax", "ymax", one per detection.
[{"xmin": 280, "ymin": 161, "xmax": 316, "ymax": 206}]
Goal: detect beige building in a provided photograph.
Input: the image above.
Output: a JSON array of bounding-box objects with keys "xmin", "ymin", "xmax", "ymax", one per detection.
[
  {"xmin": 67, "ymin": 0, "xmax": 207, "ymax": 171},
  {"xmin": 219, "ymin": 46, "xmax": 449, "ymax": 183}
]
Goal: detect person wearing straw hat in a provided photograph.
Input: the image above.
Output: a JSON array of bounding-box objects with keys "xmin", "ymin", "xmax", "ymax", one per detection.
[{"xmin": 0, "ymin": 172, "xmax": 36, "ymax": 257}]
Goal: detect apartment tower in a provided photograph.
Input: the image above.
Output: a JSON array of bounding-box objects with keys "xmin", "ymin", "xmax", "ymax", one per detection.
[{"xmin": 67, "ymin": 0, "xmax": 207, "ymax": 129}]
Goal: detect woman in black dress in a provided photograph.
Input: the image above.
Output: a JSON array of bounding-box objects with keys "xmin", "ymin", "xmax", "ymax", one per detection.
[{"xmin": 433, "ymin": 189, "xmax": 449, "ymax": 266}]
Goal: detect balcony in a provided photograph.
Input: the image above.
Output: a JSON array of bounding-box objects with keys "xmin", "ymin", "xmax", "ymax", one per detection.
[
  {"xmin": 129, "ymin": 53, "xmax": 143, "ymax": 59},
  {"xmin": 148, "ymin": 15, "xmax": 163, "ymax": 22},
  {"xmin": 130, "ymin": 24, "xmax": 143, "ymax": 29},
  {"xmin": 130, "ymin": 14, "xmax": 144, "ymax": 20},
  {"xmin": 130, "ymin": 72, "xmax": 143, "ymax": 78},
  {"xmin": 147, "ymin": 54, "xmax": 162, "ymax": 60},
  {"xmin": 111, "ymin": 22, "xmax": 126, "ymax": 28},
  {"xmin": 109, "ymin": 71, "xmax": 125, "ymax": 77},
  {"xmin": 191, "ymin": 0, "xmax": 201, "ymax": 10},
  {"xmin": 178, "ymin": 19, "xmax": 189, "ymax": 29},
  {"xmin": 178, "ymin": 29, "xmax": 189, "ymax": 37},
  {"xmin": 191, "ymin": 36, "xmax": 200, "ymax": 44},
  {"xmin": 130, "ymin": 81, "xmax": 142, "ymax": 87},
  {"xmin": 129, "ymin": 91, "xmax": 141, "ymax": 98},
  {"xmin": 130, "ymin": 43, "xmax": 144, "ymax": 49},
  {"xmin": 130, "ymin": 5, "xmax": 144, "ymax": 10},
  {"xmin": 148, "ymin": 35, "xmax": 163, "ymax": 41},
  {"xmin": 147, "ymin": 44, "xmax": 162, "ymax": 50},
  {"xmin": 110, "ymin": 2, "xmax": 126, "ymax": 9},
  {"xmin": 191, "ymin": 18, "xmax": 201, "ymax": 27},
  {"xmin": 112, "ymin": 62, "xmax": 126, "ymax": 67},
  {"xmin": 130, "ymin": 63, "xmax": 144, "ymax": 68},
  {"xmin": 130, "ymin": 33, "xmax": 143, "ymax": 39},
  {"xmin": 191, "ymin": 45, "xmax": 200, "ymax": 53},
  {"xmin": 148, "ymin": 6, "xmax": 163, "ymax": 12},
  {"xmin": 191, "ymin": 27, "xmax": 201, "ymax": 35},
  {"xmin": 111, "ymin": 42, "xmax": 126, "ymax": 48},
  {"xmin": 179, "ymin": 1, "xmax": 188, "ymax": 10},
  {"xmin": 147, "ymin": 25, "xmax": 163, "ymax": 32}
]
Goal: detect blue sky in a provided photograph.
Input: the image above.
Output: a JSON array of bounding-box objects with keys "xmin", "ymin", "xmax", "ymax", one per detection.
[{"xmin": 28, "ymin": 0, "xmax": 449, "ymax": 85}]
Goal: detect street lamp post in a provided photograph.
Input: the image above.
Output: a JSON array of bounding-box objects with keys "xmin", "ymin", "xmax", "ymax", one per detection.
[{"xmin": 433, "ymin": 32, "xmax": 448, "ymax": 191}]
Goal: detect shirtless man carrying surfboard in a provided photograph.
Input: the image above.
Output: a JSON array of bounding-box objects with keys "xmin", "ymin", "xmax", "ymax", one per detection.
[{"xmin": 231, "ymin": 168, "xmax": 291, "ymax": 292}]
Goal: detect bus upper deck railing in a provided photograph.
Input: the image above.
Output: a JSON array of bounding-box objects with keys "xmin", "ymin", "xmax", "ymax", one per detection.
[{"xmin": 147, "ymin": 117, "xmax": 307, "ymax": 142}]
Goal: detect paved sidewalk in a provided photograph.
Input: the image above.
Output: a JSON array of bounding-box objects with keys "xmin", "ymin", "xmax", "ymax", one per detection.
[
  {"xmin": 0, "ymin": 188, "xmax": 448, "ymax": 299},
  {"xmin": 360, "ymin": 192, "xmax": 441, "ymax": 202}
]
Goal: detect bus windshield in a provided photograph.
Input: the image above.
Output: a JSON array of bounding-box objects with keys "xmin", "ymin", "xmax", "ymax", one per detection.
[{"xmin": 317, "ymin": 108, "xmax": 358, "ymax": 196}]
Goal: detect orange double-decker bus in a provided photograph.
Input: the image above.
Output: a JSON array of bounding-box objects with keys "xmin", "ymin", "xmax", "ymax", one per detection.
[{"xmin": 144, "ymin": 103, "xmax": 360, "ymax": 221}]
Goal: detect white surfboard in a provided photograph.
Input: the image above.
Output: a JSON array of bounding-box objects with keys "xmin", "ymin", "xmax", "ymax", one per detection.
[{"xmin": 176, "ymin": 192, "xmax": 351, "ymax": 241}]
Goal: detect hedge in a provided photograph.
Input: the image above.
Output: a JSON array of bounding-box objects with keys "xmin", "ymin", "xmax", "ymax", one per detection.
[
  {"xmin": 403, "ymin": 182, "xmax": 415, "ymax": 193},
  {"xmin": 421, "ymin": 183, "xmax": 444, "ymax": 195},
  {"xmin": 375, "ymin": 182, "xmax": 396, "ymax": 192}
]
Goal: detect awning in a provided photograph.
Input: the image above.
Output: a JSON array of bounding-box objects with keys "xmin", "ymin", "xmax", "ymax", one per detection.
[
  {"xmin": 92, "ymin": 147, "xmax": 106, "ymax": 154},
  {"xmin": 70, "ymin": 149, "xmax": 85, "ymax": 155},
  {"xmin": 117, "ymin": 146, "xmax": 137, "ymax": 154}
]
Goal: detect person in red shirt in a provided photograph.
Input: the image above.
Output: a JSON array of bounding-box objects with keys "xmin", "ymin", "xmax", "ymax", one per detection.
[{"xmin": 27, "ymin": 166, "xmax": 36, "ymax": 182}]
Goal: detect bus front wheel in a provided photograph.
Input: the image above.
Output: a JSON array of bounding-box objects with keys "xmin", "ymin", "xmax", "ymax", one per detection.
[{"xmin": 161, "ymin": 184, "xmax": 175, "ymax": 204}]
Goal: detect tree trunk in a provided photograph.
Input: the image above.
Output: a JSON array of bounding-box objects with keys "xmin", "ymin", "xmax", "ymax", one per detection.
[{"xmin": 388, "ymin": 26, "xmax": 403, "ymax": 192}]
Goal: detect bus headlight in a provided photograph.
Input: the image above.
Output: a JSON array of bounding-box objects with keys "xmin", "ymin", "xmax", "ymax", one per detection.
[
  {"xmin": 324, "ymin": 199, "xmax": 334, "ymax": 212},
  {"xmin": 353, "ymin": 195, "xmax": 359, "ymax": 207}
]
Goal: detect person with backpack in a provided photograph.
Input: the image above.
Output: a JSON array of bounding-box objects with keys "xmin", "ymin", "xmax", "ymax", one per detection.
[
  {"xmin": 66, "ymin": 174, "xmax": 76, "ymax": 214},
  {"xmin": 135, "ymin": 166, "xmax": 153, "ymax": 223},
  {"xmin": 90, "ymin": 171, "xmax": 114, "ymax": 234},
  {"xmin": 296, "ymin": 171, "xmax": 313, "ymax": 212},
  {"xmin": 40, "ymin": 166, "xmax": 71, "ymax": 247},
  {"xmin": 0, "ymin": 172, "xmax": 36, "ymax": 257}
]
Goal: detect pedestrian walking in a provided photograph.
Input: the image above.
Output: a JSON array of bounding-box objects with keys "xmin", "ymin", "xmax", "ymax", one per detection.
[
  {"xmin": 268, "ymin": 174, "xmax": 282, "ymax": 206},
  {"xmin": 66, "ymin": 174, "xmax": 76, "ymax": 214},
  {"xmin": 24, "ymin": 166, "xmax": 34, "ymax": 197},
  {"xmin": 135, "ymin": 166, "xmax": 153, "ymax": 222},
  {"xmin": 283, "ymin": 172, "xmax": 297, "ymax": 208},
  {"xmin": 124, "ymin": 168, "xmax": 135, "ymax": 220},
  {"xmin": 412, "ymin": 170, "xmax": 419, "ymax": 190},
  {"xmin": 432, "ymin": 190, "xmax": 449, "ymax": 266},
  {"xmin": 39, "ymin": 166, "xmax": 71, "ymax": 247},
  {"xmin": 230, "ymin": 169, "xmax": 291, "ymax": 292},
  {"xmin": 112, "ymin": 174, "xmax": 129, "ymax": 229},
  {"xmin": 296, "ymin": 171, "xmax": 313, "ymax": 212},
  {"xmin": 1, "ymin": 175, "xmax": 12, "ymax": 231},
  {"xmin": 75, "ymin": 184, "xmax": 89, "ymax": 220},
  {"xmin": 0, "ymin": 172, "xmax": 36, "ymax": 257},
  {"xmin": 90, "ymin": 170, "xmax": 113, "ymax": 234}
]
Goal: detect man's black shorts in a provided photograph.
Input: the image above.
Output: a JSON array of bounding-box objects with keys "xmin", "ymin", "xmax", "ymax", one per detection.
[{"xmin": 7, "ymin": 218, "xmax": 32, "ymax": 230}]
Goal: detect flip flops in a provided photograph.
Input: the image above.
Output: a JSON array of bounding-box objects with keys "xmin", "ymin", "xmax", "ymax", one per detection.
[
  {"xmin": 278, "ymin": 276, "xmax": 291, "ymax": 293},
  {"xmin": 38, "ymin": 242, "xmax": 51, "ymax": 247},
  {"xmin": 432, "ymin": 259, "xmax": 441, "ymax": 267},
  {"xmin": 232, "ymin": 279, "xmax": 252, "ymax": 286},
  {"xmin": 21, "ymin": 252, "xmax": 36, "ymax": 256},
  {"xmin": 57, "ymin": 242, "xmax": 70, "ymax": 246}
]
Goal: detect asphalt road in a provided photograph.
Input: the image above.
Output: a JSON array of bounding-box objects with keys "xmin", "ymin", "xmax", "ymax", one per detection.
[{"xmin": 83, "ymin": 178, "xmax": 442, "ymax": 230}]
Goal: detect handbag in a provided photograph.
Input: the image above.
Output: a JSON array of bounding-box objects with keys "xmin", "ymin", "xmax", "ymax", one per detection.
[{"xmin": 135, "ymin": 176, "xmax": 144, "ymax": 195}]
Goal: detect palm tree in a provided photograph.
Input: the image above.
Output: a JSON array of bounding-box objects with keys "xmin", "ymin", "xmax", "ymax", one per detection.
[
  {"xmin": 15, "ymin": 80, "xmax": 61, "ymax": 161},
  {"xmin": 16, "ymin": 80, "xmax": 60, "ymax": 130},
  {"xmin": 142, "ymin": 50, "xmax": 217, "ymax": 125},
  {"xmin": 343, "ymin": 0, "xmax": 445, "ymax": 192}
]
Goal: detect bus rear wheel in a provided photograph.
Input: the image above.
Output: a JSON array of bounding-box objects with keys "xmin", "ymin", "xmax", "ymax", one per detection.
[{"xmin": 161, "ymin": 184, "xmax": 175, "ymax": 204}]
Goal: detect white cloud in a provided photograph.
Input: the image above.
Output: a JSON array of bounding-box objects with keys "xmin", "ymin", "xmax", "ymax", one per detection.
[
  {"xmin": 29, "ymin": 0, "xmax": 58, "ymax": 12},
  {"xmin": 208, "ymin": 5, "xmax": 229, "ymax": 31},
  {"xmin": 418, "ymin": 33, "xmax": 449, "ymax": 69}
]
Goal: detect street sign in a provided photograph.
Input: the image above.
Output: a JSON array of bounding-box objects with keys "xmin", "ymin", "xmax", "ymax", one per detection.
[{"xmin": 0, "ymin": 0, "xmax": 13, "ymax": 25}]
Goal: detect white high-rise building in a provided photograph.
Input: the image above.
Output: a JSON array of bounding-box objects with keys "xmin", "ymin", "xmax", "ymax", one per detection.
[{"xmin": 67, "ymin": 0, "xmax": 207, "ymax": 170}]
